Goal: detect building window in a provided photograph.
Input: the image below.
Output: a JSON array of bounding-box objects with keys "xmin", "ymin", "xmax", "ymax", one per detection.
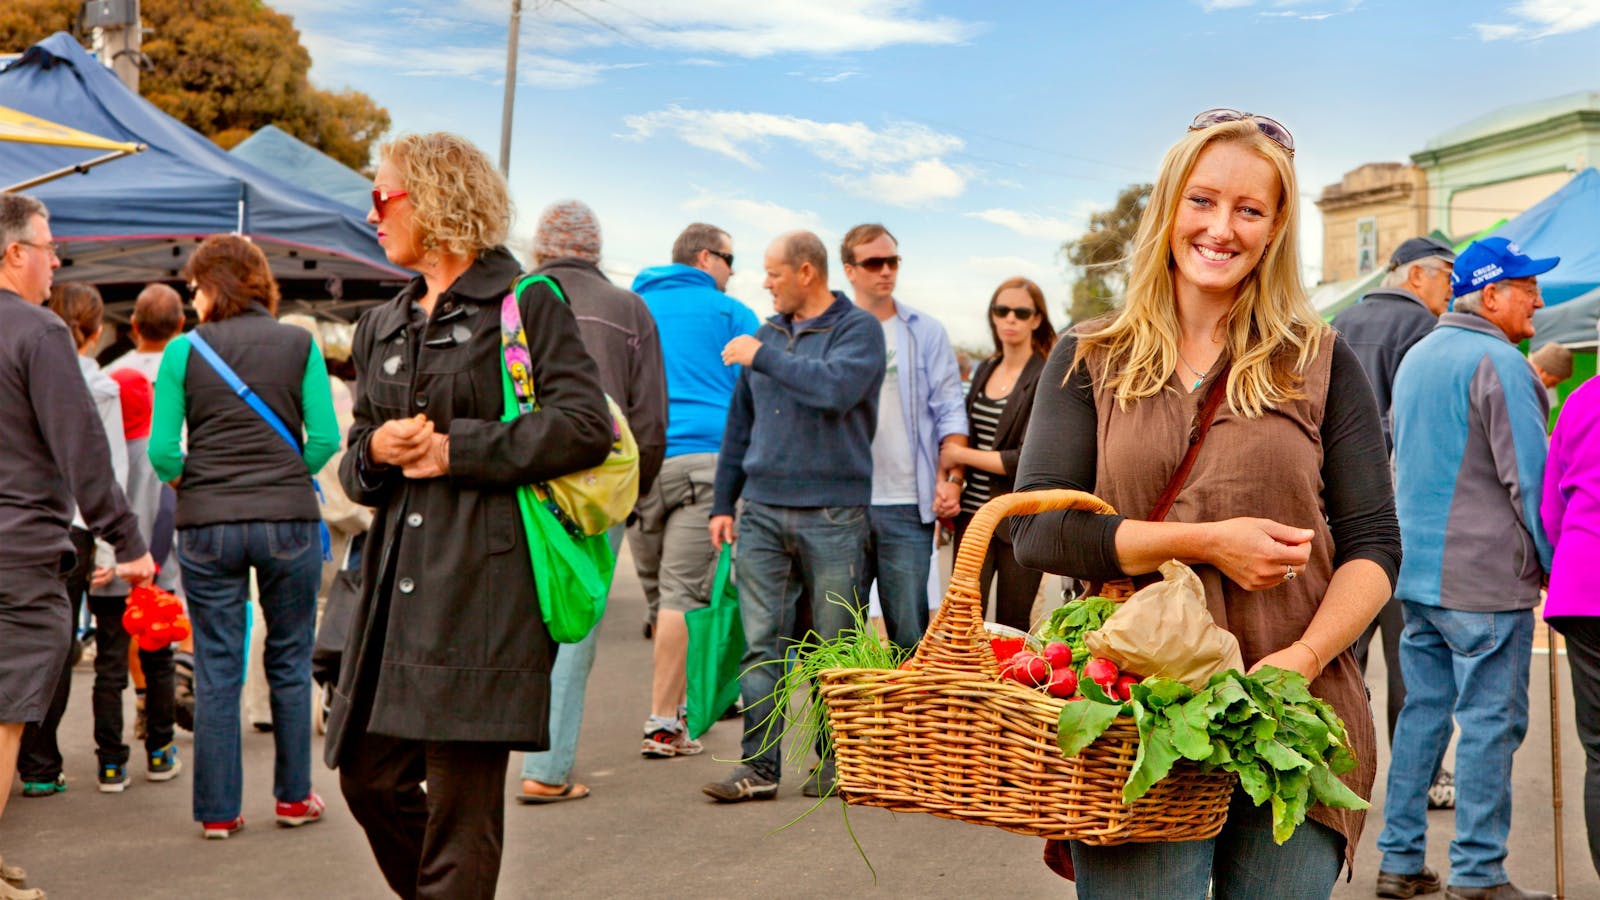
[{"xmin": 1355, "ymin": 217, "xmax": 1378, "ymax": 276}]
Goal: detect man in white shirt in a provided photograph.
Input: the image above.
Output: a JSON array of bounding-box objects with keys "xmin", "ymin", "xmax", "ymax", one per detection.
[{"xmin": 107, "ymin": 283, "xmax": 185, "ymax": 382}]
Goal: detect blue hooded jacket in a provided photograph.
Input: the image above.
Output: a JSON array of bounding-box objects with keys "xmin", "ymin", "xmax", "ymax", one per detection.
[
  {"xmin": 712, "ymin": 293, "xmax": 886, "ymax": 514},
  {"xmin": 631, "ymin": 264, "xmax": 759, "ymax": 457}
]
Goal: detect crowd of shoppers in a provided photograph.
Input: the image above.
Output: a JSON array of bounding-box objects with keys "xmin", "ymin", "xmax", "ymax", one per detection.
[{"xmin": 2, "ymin": 116, "xmax": 1596, "ymax": 900}]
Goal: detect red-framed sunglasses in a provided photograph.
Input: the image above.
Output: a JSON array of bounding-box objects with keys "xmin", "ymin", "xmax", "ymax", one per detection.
[
  {"xmin": 1188, "ymin": 108, "xmax": 1295, "ymax": 155},
  {"xmin": 371, "ymin": 188, "xmax": 409, "ymax": 218}
]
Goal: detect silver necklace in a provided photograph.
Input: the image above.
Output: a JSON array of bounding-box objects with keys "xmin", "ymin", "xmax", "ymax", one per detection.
[{"xmin": 1176, "ymin": 350, "xmax": 1212, "ymax": 390}]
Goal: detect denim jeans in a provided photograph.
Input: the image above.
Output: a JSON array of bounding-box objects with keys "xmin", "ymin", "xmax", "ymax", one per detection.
[
  {"xmin": 866, "ymin": 504, "xmax": 934, "ymax": 650},
  {"xmin": 519, "ymin": 526, "xmax": 624, "ymax": 786},
  {"xmin": 1071, "ymin": 787, "xmax": 1344, "ymax": 898},
  {"xmin": 735, "ymin": 501, "xmax": 869, "ymax": 781},
  {"xmin": 1377, "ymin": 602, "xmax": 1533, "ymax": 888},
  {"xmin": 178, "ymin": 520, "xmax": 321, "ymax": 822}
]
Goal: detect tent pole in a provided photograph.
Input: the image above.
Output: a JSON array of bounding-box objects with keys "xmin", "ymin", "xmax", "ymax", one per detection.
[{"xmin": 4, "ymin": 146, "xmax": 144, "ymax": 193}]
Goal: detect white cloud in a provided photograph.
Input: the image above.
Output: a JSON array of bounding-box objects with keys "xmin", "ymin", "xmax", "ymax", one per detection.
[
  {"xmin": 834, "ymin": 159, "xmax": 967, "ymax": 207},
  {"xmin": 1473, "ymin": 0, "xmax": 1600, "ymax": 40},
  {"xmin": 966, "ymin": 208, "xmax": 1085, "ymax": 242},
  {"xmin": 620, "ymin": 105, "xmax": 963, "ymax": 170},
  {"xmin": 301, "ymin": 33, "xmax": 634, "ymax": 88},
  {"xmin": 682, "ymin": 189, "xmax": 829, "ymax": 240}
]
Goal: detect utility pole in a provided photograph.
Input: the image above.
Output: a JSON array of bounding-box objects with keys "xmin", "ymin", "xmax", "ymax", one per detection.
[
  {"xmin": 84, "ymin": 0, "xmax": 145, "ymax": 93},
  {"xmin": 498, "ymin": 0, "xmax": 522, "ymax": 178}
]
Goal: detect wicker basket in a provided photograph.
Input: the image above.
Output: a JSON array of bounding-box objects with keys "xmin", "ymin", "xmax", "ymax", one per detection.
[{"xmin": 816, "ymin": 489, "xmax": 1235, "ymax": 844}]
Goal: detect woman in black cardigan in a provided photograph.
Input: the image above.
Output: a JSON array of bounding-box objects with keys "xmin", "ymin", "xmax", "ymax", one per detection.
[{"xmin": 940, "ymin": 277, "xmax": 1058, "ymax": 631}]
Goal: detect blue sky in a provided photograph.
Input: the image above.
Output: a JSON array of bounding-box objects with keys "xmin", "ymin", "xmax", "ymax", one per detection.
[{"xmin": 274, "ymin": 0, "xmax": 1600, "ymax": 345}]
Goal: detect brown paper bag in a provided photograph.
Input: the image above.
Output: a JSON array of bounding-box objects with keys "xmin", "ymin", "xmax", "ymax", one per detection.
[{"xmin": 1083, "ymin": 560, "xmax": 1243, "ymax": 688}]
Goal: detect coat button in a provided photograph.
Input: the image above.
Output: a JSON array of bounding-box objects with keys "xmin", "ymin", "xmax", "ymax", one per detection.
[
  {"xmin": 398, "ymin": 577, "xmax": 415, "ymax": 594},
  {"xmin": 406, "ymin": 513, "xmax": 423, "ymax": 527},
  {"xmin": 414, "ymin": 393, "xmax": 427, "ymax": 408}
]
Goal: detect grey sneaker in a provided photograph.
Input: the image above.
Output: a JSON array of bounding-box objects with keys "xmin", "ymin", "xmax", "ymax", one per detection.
[{"xmin": 702, "ymin": 765, "xmax": 778, "ymax": 802}]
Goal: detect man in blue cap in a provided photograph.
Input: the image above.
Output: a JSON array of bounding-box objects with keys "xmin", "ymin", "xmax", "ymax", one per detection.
[{"xmin": 1377, "ymin": 236, "xmax": 1559, "ymax": 900}]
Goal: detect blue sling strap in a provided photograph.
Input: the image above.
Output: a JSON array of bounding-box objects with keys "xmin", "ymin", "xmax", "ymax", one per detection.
[{"xmin": 186, "ymin": 330, "xmax": 333, "ymax": 562}]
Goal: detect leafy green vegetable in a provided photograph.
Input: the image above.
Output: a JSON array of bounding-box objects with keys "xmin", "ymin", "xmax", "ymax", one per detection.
[
  {"xmin": 1036, "ymin": 597, "xmax": 1121, "ymax": 664},
  {"xmin": 1056, "ymin": 699, "xmax": 1122, "ymax": 756},
  {"xmin": 1055, "ymin": 666, "xmax": 1369, "ymax": 843}
]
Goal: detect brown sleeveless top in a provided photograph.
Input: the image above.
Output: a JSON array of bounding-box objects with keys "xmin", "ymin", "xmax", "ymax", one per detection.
[{"xmin": 1090, "ymin": 337, "xmax": 1376, "ymax": 868}]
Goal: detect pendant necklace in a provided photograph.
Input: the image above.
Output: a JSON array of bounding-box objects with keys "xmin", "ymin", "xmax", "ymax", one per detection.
[{"xmin": 1176, "ymin": 350, "xmax": 1211, "ymax": 390}]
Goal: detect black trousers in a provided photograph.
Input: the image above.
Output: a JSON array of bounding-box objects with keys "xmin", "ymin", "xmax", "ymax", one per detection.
[
  {"xmin": 1351, "ymin": 594, "xmax": 1407, "ymax": 743},
  {"xmin": 86, "ymin": 594, "xmax": 176, "ymax": 765},
  {"xmin": 339, "ymin": 731, "xmax": 511, "ymax": 900},
  {"xmin": 1551, "ymin": 616, "xmax": 1600, "ymax": 880},
  {"xmin": 954, "ymin": 511, "xmax": 1045, "ymax": 632},
  {"xmin": 18, "ymin": 527, "xmax": 92, "ymax": 782}
]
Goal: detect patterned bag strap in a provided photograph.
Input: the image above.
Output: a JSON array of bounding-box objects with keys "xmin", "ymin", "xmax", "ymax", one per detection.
[{"xmin": 500, "ymin": 274, "xmax": 566, "ymax": 414}]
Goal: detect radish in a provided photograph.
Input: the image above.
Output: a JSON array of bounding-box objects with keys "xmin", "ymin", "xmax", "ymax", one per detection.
[
  {"xmin": 1045, "ymin": 666, "xmax": 1079, "ymax": 699},
  {"xmin": 1112, "ymin": 673, "xmax": 1140, "ymax": 702},
  {"xmin": 1004, "ymin": 651, "xmax": 1050, "ymax": 686},
  {"xmin": 1041, "ymin": 641, "xmax": 1073, "ymax": 670},
  {"xmin": 1084, "ymin": 657, "xmax": 1120, "ymax": 689}
]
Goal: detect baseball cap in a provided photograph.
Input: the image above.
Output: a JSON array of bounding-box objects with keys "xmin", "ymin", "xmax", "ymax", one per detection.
[
  {"xmin": 1389, "ymin": 236, "xmax": 1455, "ymax": 270},
  {"xmin": 1451, "ymin": 236, "xmax": 1559, "ymax": 298}
]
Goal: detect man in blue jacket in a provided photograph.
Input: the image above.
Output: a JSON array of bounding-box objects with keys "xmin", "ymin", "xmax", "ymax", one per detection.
[
  {"xmin": 702, "ymin": 230, "xmax": 885, "ymax": 803},
  {"xmin": 1377, "ymin": 237, "xmax": 1558, "ymax": 900},
  {"xmin": 630, "ymin": 223, "xmax": 758, "ymax": 760},
  {"xmin": 840, "ymin": 223, "xmax": 967, "ymax": 658}
]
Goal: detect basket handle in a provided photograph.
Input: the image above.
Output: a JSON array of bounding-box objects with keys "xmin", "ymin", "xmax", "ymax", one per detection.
[{"xmin": 912, "ymin": 489, "xmax": 1118, "ymax": 675}]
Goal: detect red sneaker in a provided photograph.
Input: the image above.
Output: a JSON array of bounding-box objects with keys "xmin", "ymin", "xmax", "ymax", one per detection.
[
  {"xmin": 202, "ymin": 816, "xmax": 245, "ymax": 840},
  {"xmin": 275, "ymin": 792, "xmax": 325, "ymax": 827}
]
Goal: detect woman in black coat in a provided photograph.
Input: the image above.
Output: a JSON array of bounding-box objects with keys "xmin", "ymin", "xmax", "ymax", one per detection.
[
  {"xmin": 328, "ymin": 132, "xmax": 612, "ymax": 900},
  {"xmin": 939, "ymin": 277, "xmax": 1058, "ymax": 631}
]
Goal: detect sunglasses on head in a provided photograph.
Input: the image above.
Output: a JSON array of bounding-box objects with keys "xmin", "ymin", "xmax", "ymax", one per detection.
[
  {"xmin": 854, "ymin": 255, "xmax": 901, "ymax": 272},
  {"xmin": 991, "ymin": 303, "xmax": 1035, "ymax": 321},
  {"xmin": 371, "ymin": 188, "xmax": 409, "ymax": 218},
  {"xmin": 1188, "ymin": 108, "xmax": 1295, "ymax": 155}
]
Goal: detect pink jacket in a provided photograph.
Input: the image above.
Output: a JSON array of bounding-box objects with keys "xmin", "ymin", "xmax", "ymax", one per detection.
[{"xmin": 1543, "ymin": 378, "xmax": 1600, "ymax": 619}]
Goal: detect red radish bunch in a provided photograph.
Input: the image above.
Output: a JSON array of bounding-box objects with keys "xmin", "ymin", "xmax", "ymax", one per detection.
[{"xmin": 997, "ymin": 642, "xmax": 1143, "ymax": 703}]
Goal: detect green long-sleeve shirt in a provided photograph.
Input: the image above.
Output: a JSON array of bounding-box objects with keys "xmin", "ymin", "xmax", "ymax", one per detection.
[{"xmin": 149, "ymin": 333, "xmax": 340, "ymax": 484}]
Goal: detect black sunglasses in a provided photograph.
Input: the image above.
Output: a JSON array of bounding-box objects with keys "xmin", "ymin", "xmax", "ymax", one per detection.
[
  {"xmin": 1188, "ymin": 108, "xmax": 1295, "ymax": 155},
  {"xmin": 991, "ymin": 304, "xmax": 1035, "ymax": 321},
  {"xmin": 706, "ymin": 249, "xmax": 733, "ymax": 269},
  {"xmin": 854, "ymin": 255, "xmax": 901, "ymax": 272}
]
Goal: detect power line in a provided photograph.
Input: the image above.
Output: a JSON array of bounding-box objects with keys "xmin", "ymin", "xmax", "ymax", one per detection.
[{"xmin": 547, "ymin": 0, "xmax": 651, "ymax": 48}]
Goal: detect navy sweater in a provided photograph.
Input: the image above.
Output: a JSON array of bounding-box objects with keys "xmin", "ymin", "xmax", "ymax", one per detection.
[{"xmin": 713, "ymin": 294, "xmax": 886, "ymax": 514}]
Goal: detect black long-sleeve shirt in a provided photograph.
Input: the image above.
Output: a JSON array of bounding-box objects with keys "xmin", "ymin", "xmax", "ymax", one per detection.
[
  {"xmin": 1009, "ymin": 333, "xmax": 1401, "ymax": 586},
  {"xmin": 0, "ymin": 289, "xmax": 146, "ymax": 569}
]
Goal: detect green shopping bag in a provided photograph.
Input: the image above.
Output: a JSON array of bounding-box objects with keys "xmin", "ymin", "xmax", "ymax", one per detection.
[
  {"xmin": 684, "ymin": 544, "xmax": 744, "ymax": 739},
  {"xmin": 515, "ymin": 483, "xmax": 614, "ymax": 643},
  {"xmin": 502, "ymin": 359, "xmax": 614, "ymax": 644}
]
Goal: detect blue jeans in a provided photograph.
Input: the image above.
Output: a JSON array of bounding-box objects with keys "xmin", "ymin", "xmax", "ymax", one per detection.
[
  {"xmin": 866, "ymin": 504, "xmax": 934, "ymax": 650},
  {"xmin": 1071, "ymin": 787, "xmax": 1344, "ymax": 899},
  {"xmin": 520, "ymin": 526, "xmax": 624, "ymax": 786},
  {"xmin": 1377, "ymin": 602, "xmax": 1534, "ymax": 888},
  {"xmin": 735, "ymin": 501, "xmax": 869, "ymax": 781},
  {"xmin": 178, "ymin": 520, "xmax": 321, "ymax": 823}
]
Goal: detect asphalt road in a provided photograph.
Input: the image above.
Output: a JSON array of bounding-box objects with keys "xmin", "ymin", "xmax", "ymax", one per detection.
[{"xmin": 3, "ymin": 546, "xmax": 1594, "ymax": 899}]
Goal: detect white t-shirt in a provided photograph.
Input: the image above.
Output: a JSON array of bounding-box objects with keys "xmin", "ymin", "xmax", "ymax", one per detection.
[
  {"xmin": 871, "ymin": 320, "xmax": 919, "ymax": 505},
  {"xmin": 106, "ymin": 349, "xmax": 165, "ymax": 384}
]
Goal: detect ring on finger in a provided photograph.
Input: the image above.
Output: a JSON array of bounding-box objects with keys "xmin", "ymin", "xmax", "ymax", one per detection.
[{"xmin": 1283, "ymin": 564, "xmax": 1297, "ymax": 582}]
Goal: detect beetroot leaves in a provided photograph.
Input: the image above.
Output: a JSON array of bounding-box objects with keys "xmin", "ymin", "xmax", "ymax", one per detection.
[{"xmin": 1054, "ymin": 666, "xmax": 1367, "ymax": 844}]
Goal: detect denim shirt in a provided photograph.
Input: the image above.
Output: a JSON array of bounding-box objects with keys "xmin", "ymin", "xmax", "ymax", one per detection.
[{"xmin": 874, "ymin": 295, "xmax": 969, "ymax": 523}]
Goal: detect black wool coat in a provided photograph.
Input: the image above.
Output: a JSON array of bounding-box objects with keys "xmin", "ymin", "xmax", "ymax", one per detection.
[{"xmin": 325, "ymin": 247, "xmax": 613, "ymax": 765}]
